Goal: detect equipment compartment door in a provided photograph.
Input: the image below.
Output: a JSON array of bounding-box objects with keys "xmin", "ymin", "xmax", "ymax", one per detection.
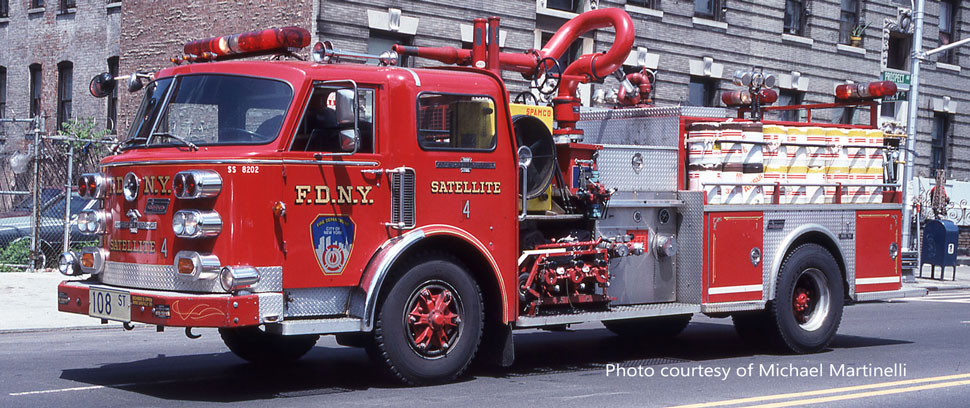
[
  {"xmin": 855, "ymin": 210, "xmax": 902, "ymax": 292},
  {"xmin": 705, "ymin": 212, "xmax": 764, "ymax": 303}
]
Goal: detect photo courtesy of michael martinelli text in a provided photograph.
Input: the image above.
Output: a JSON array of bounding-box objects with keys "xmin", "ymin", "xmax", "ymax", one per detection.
[{"xmin": 605, "ymin": 362, "xmax": 908, "ymax": 381}]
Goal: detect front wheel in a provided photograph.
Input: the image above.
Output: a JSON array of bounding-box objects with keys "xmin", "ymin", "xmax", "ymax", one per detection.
[
  {"xmin": 372, "ymin": 253, "xmax": 483, "ymax": 385},
  {"xmin": 768, "ymin": 243, "xmax": 844, "ymax": 353},
  {"xmin": 219, "ymin": 326, "xmax": 319, "ymax": 364}
]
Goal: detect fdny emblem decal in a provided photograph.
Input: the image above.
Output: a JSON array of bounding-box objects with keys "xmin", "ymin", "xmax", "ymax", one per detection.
[{"xmin": 311, "ymin": 215, "xmax": 355, "ymax": 275}]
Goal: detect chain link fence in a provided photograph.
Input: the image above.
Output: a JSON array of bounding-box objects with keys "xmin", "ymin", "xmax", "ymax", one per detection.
[{"xmin": 0, "ymin": 115, "xmax": 113, "ymax": 271}]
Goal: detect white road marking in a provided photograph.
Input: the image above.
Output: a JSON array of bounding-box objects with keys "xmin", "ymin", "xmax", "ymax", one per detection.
[
  {"xmin": 560, "ymin": 391, "xmax": 631, "ymax": 401},
  {"xmin": 9, "ymin": 385, "xmax": 104, "ymax": 396}
]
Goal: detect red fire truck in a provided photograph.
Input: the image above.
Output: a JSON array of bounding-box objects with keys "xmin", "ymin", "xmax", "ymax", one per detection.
[{"xmin": 59, "ymin": 8, "xmax": 922, "ymax": 385}]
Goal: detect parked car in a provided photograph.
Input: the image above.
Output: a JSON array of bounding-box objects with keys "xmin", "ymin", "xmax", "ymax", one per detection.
[{"xmin": 0, "ymin": 189, "xmax": 98, "ymax": 267}]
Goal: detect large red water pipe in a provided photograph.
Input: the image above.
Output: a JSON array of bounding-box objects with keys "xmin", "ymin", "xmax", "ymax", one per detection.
[{"xmin": 392, "ymin": 8, "xmax": 635, "ymax": 136}]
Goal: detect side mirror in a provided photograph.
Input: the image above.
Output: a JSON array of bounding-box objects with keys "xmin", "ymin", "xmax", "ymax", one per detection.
[
  {"xmin": 333, "ymin": 89, "xmax": 357, "ymax": 127},
  {"xmin": 128, "ymin": 72, "xmax": 146, "ymax": 93},
  {"xmin": 89, "ymin": 72, "xmax": 116, "ymax": 98},
  {"xmin": 339, "ymin": 129, "xmax": 359, "ymax": 152}
]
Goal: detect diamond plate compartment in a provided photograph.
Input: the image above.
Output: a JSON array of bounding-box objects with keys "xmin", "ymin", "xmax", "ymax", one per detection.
[
  {"xmin": 284, "ymin": 287, "xmax": 352, "ymax": 317},
  {"xmin": 597, "ymin": 146, "xmax": 678, "ymax": 192},
  {"xmin": 100, "ymin": 262, "xmax": 282, "ymax": 294},
  {"xmin": 579, "ymin": 114, "xmax": 680, "ymax": 147},
  {"xmin": 258, "ymin": 293, "xmax": 285, "ymax": 323}
]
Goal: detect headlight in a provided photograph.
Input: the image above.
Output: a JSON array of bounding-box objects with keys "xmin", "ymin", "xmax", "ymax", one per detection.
[
  {"xmin": 77, "ymin": 173, "xmax": 109, "ymax": 199},
  {"xmin": 172, "ymin": 210, "xmax": 221, "ymax": 238},
  {"xmin": 58, "ymin": 252, "xmax": 82, "ymax": 276},
  {"xmin": 174, "ymin": 251, "xmax": 221, "ymax": 280},
  {"xmin": 220, "ymin": 266, "xmax": 260, "ymax": 292},
  {"xmin": 123, "ymin": 172, "xmax": 140, "ymax": 202},
  {"xmin": 78, "ymin": 210, "xmax": 108, "ymax": 235},
  {"xmin": 173, "ymin": 170, "xmax": 222, "ymax": 199}
]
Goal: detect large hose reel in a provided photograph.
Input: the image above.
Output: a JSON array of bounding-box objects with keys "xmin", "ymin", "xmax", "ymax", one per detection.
[{"xmin": 512, "ymin": 115, "xmax": 556, "ymax": 199}]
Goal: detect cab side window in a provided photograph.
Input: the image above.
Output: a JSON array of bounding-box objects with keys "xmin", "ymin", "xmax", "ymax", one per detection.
[
  {"xmin": 417, "ymin": 93, "xmax": 496, "ymax": 151},
  {"xmin": 290, "ymin": 87, "xmax": 375, "ymax": 152}
]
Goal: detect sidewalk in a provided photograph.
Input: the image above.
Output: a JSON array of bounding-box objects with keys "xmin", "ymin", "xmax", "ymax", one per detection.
[
  {"xmin": 1, "ymin": 266, "xmax": 968, "ymax": 333},
  {"xmin": 910, "ymin": 264, "xmax": 970, "ymax": 291}
]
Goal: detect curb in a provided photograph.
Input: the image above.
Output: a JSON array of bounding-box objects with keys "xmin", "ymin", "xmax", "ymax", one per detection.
[{"xmin": 0, "ymin": 323, "xmax": 150, "ymax": 335}]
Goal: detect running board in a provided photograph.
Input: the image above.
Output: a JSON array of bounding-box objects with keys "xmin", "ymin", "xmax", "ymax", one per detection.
[
  {"xmin": 853, "ymin": 287, "xmax": 928, "ymax": 302},
  {"xmin": 265, "ymin": 317, "xmax": 362, "ymax": 335},
  {"xmin": 514, "ymin": 302, "xmax": 701, "ymax": 328}
]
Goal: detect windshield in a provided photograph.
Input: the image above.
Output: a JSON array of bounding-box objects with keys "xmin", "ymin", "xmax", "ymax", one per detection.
[{"xmin": 124, "ymin": 74, "xmax": 293, "ymax": 148}]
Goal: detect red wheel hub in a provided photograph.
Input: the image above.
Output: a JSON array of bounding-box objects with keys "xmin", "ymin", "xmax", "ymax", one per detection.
[
  {"xmin": 793, "ymin": 288, "xmax": 811, "ymax": 323},
  {"xmin": 407, "ymin": 287, "xmax": 460, "ymax": 356}
]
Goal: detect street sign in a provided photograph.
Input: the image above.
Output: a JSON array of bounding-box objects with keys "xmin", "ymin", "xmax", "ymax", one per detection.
[
  {"xmin": 882, "ymin": 71, "xmax": 911, "ymax": 85},
  {"xmin": 884, "ymin": 91, "xmax": 910, "ymax": 102}
]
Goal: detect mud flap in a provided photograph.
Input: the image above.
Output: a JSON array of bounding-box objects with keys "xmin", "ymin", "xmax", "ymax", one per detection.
[{"xmin": 478, "ymin": 322, "xmax": 515, "ymax": 367}]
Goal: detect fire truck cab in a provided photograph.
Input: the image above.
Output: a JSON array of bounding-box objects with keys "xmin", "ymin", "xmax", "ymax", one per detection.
[{"xmin": 59, "ymin": 9, "xmax": 923, "ymax": 385}]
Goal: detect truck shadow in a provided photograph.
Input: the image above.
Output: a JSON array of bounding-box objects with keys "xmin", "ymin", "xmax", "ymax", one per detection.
[{"xmin": 58, "ymin": 322, "xmax": 910, "ymax": 402}]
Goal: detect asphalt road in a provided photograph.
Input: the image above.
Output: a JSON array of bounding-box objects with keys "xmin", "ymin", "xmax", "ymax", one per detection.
[{"xmin": 1, "ymin": 290, "xmax": 968, "ymax": 408}]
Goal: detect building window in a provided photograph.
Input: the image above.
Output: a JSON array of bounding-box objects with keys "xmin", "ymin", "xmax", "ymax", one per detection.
[
  {"xmin": 417, "ymin": 93, "xmax": 496, "ymax": 151},
  {"xmin": 938, "ymin": 1, "xmax": 957, "ymax": 64},
  {"xmin": 29, "ymin": 64, "xmax": 42, "ymax": 118},
  {"xmin": 777, "ymin": 89, "xmax": 804, "ymax": 122},
  {"xmin": 0, "ymin": 67, "xmax": 6, "ymax": 119},
  {"xmin": 839, "ymin": 0, "xmax": 861, "ymax": 44},
  {"xmin": 784, "ymin": 0, "xmax": 807, "ymax": 36},
  {"xmin": 688, "ymin": 76, "xmax": 717, "ymax": 107},
  {"xmin": 931, "ymin": 113, "xmax": 950, "ymax": 173},
  {"xmin": 107, "ymin": 56, "xmax": 119, "ymax": 132},
  {"xmin": 1, "ymin": 0, "xmax": 9, "ymax": 18},
  {"xmin": 695, "ymin": 0, "xmax": 725, "ymax": 21},
  {"xmin": 887, "ymin": 34, "xmax": 912, "ymax": 70},
  {"xmin": 31, "ymin": 0, "xmax": 43, "ymax": 9},
  {"xmin": 57, "ymin": 61, "xmax": 72, "ymax": 130},
  {"xmin": 628, "ymin": 0, "xmax": 660, "ymax": 9},
  {"xmin": 547, "ymin": 0, "xmax": 581, "ymax": 13},
  {"xmin": 59, "ymin": 0, "xmax": 74, "ymax": 11},
  {"xmin": 368, "ymin": 31, "xmax": 413, "ymax": 67}
]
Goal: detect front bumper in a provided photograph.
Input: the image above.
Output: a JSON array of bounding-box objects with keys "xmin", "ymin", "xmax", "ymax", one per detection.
[{"xmin": 57, "ymin": 280, "xmax": 279, "ymax": 328}]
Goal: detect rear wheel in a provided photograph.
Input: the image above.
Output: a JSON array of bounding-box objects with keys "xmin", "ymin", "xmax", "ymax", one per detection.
[
  {"xmin": 603, "ymin": 314, "xmax": 692, "ymax": 339},
  {"xmin": 219, "ymin": 326, "xmax": 319, "ymax": 364},
  {"xmin": 372, "ymin": 253, "xmax": 483, "ymax": 385},
  {"xmin": 768, "ymin": 243, "xmax": 844, "ymax": 353}
]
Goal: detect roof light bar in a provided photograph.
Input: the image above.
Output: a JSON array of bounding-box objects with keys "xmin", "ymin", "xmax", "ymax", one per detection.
[
  {"xmin": 182, "ymin": 27, "xmax": 311, "ymax": 61},
  {"xmin": 835, "ymin": 81, "xmax": 898, "ymax": 101}
]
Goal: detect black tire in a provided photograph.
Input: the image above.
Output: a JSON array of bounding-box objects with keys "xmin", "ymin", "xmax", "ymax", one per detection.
[
  {"xmin": 373, "ymin": 252, "xmax": 483, "ymax": 385},
  {"xmin": 603, "ymin": 314, "xmax": 692, "ymax": 339},
  {"xmin": 219, "ymin": 326, "xmax": 319, "ymax": 364},
  {"xmin": 768, "ymin": 243, "xmax": 844, "ymax": 353},
  {"xmin": 732, "ymin": 311, "xmax": 771, "ymax": 346}
]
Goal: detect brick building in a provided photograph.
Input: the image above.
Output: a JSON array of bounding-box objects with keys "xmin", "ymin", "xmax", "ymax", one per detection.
[
  {"xmin": 2, "ymin": 1, "xmax": 962, "ymax": 182},
  {"xmin": 0, "ymin": 0, "xmax": 121, "ymax": 133}
]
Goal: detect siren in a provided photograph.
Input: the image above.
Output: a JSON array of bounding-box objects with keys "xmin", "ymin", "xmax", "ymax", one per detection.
[
  {"xmin": 182, "ymin": 27, "xmax": 310, "ymax": 62},
  {"xmin": 835, "ymin": 81, "xmax": 897, "ymax": 100},
  {"xmin": 722, "ymin": 89, "xmax": 778, "ymax": 107}
]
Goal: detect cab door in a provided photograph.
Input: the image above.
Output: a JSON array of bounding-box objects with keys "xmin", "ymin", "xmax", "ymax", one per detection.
[{"xmin": 280, "ymin": 83, "xmax": 389, "ymax": 288}]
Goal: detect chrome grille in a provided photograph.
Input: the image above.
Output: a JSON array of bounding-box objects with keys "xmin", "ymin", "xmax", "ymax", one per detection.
[{"xmin": 388, "ymin": 167, "xmax": 416, "ymax": 229}]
